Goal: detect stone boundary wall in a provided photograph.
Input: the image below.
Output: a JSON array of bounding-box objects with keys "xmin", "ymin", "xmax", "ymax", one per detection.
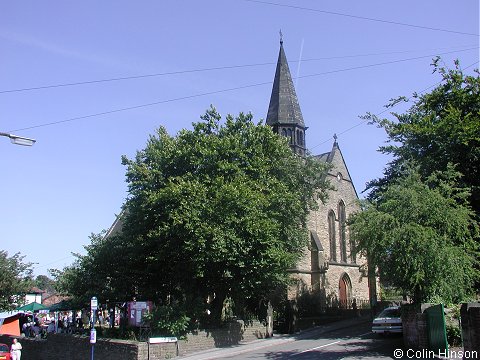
[
  {"xmin": 0, "ymin": 334, "xmax": 152, "ymax": 360},
  {"xmin": 0, "ymin": 320, "xmax": 266, "ymax": 360},
  {"xmin": 401, "ymin": 304, "xmax": 429, "ymax": 350},
  {"xmin": 178, "ymin": 320, "xmax": 267, "ymax": 356},
  {"xmin": 460, "ymin": 302, "xmax": 480, "ymax": 352}
]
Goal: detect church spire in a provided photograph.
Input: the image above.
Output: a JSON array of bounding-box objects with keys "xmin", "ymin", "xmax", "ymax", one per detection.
[{"xmin": 266, "ymin": 37, "xmax": 306, "ymax": 156}]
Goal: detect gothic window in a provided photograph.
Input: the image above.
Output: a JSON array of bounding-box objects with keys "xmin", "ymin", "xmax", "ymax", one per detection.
[
  {"xmin": 281, "ymin": 128, "xmax": 287, "ymax": 137},
  {"xmin": 328, "ymin": 210, "xmax": 336, "ymax": 262},
  {"xmin": 299, "ymin": 130, "xmax": 304, "ymax": 145},
  {"xmin": 287, "ymin": 129, "xmax": 293, "ymax": 144},
  {"xmin": 338, "ymin": 200, "xmax": 347, "ymax": 263},
  {"xmin": 350, "ymin": 238, "xmax": 356, "ymax": 264}
]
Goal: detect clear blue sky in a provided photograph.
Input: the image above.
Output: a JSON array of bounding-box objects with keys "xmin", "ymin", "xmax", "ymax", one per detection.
[{"xmin": 1, "ymin": 0, "xmax": 478, "ymax": 277}]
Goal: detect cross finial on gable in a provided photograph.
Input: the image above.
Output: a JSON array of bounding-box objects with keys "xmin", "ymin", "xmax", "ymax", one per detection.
[{"xmin": 333, "ymin": 133, "xmax": 337, "ymax": 141}]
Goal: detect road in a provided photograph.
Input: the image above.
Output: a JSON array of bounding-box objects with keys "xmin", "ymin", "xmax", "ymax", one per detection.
[{"xmin": 180, "ymin": 319, "xmax": 404, "ymax": 360}]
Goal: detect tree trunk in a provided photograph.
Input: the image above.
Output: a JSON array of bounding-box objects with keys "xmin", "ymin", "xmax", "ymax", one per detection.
[{"xmin": 210, "ymin": 291, "xmax": 226, "ymax": 325}]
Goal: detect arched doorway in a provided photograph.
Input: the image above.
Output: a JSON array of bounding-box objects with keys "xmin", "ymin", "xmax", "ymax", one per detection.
[{"xmin": 338, "ymin": 273, "xmax": 352, "ymax": 308}]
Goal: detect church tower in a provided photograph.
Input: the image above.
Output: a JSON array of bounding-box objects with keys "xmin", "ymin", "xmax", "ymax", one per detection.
[
  {"xmin": 265, "ymin": 37, "xmax": 374, "ymax": 309},
  {"xmin": 266, "ymin": 38, "xmax": 306, "ymax": 156}
]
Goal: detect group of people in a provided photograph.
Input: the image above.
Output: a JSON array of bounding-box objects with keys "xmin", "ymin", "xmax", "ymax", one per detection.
[{"xmin": 20, "ymin": 315, "xmax": 44, "ymax": 338}]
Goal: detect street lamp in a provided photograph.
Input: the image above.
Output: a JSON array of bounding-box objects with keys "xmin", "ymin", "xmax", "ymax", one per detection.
[{"xmin": 0, "ymin": 132, "xmax": 36, "ymax": 146}]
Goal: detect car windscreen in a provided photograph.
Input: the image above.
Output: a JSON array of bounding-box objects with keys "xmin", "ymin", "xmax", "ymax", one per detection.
[
  {"xmin": 0, "ymin": 344, "xmax": 8, "ymax": 352},
  {"xmin": 378, "ymin": 308, "xmax": 400, "ymax": 318}
]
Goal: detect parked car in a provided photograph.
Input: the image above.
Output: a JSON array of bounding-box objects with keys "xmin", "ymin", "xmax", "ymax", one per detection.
[
  {"xmin": 372, "ymin": 306, "xmax": 402, "ymax": 334},
  {"xmin": 0, "ymin": 343, "xmax": 11, "ymax": 360}
]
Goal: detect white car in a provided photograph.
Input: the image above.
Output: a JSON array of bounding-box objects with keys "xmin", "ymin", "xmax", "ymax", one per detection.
[{"xmin": 372, "ymin": 306, "xmax": 402, "ymax": 334}]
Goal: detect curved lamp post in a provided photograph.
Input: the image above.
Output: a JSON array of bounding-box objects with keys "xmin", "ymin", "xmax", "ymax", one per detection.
[{"xmin": 0, "ymin": 132, "xmax": 36, "ymax": 146}]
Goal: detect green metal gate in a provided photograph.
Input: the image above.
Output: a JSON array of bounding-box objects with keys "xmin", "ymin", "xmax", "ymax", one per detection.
[{"xmin": 425, "ymin": 304, "xmax": 448, "ymax": 353}]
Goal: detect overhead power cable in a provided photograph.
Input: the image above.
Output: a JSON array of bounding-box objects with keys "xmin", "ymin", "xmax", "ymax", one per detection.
[
  {"xmin": 9, "ymin": 48, "xmax": 478, "ymax": 133},
  {"xmin": 241, "ymin": 0, "xmax": 480, "ymax": 37},
  {"xmin": 9, "ymin": 82, "xmax": 272, "ymax": 132},
  {"xmin": 1, "ymin": 46, "xmax": 476, "ymax": 94},
  {"xmin": 309, "ymin": 60, "xmax": 480, "ymax": 151},
  {"xmin": 0, "ymin": 63, "xmax": 272, "ymax": 94},
  {"xmin": 297, "ymin": 47, "xmax": 477, "ymax": 80}
]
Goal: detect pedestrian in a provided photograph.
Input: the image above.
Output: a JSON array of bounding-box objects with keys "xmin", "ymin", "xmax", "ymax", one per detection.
[
  {"xmin": 10, "ymin": 338, "xmax": 22, "ymax": 360},
  {"xmin": 352, "ymin": 298, "xmax": 360, "ymax": 317}
]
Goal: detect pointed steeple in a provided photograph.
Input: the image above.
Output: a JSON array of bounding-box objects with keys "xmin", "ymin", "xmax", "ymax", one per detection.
[{"xmin": 266, "ymin": 38, "xmax": 306, "ymax": 156}]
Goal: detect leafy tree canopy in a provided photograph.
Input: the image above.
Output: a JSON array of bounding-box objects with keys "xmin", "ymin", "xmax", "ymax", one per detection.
[
  {"xmin": 349, "ymin": 166, "xmax": 479, "ymax": 304},
  {"xmin": 58, "ymin": 107, "xmax": 331, "ymax": 321},
  {"xmin": 0, "ymin": 251, "xmax": 33, "ymax": 310},
  {"xmin": 34, "ymin": 275, "xmax": 56, "ymax": 294},
  {"xmin": 364, "ymin": 60, "xmax": 480, "ymax": 216},
  {"xmin": 49, "ymin": 231, "xmax": 125, "ymax": 307},
  {"xmin": 358, "ymin": 61, "xmax": 480, "ymax": 300}
]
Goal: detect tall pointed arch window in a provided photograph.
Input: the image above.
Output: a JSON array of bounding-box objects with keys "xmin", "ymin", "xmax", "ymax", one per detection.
[
  {"xmin": 287, "ymin": 129, "xmax": 293, "ymax": 144},
  {"xmin": 338, "ymin": 200, "xmax": 347, "ymax": 263},
  {"xmin": 281, "ymin": 128, "xmax": 287, "ymax": 137},
  {"xmin": 350, "ymin": 238, "xmax": 356, "ymax": 264},
  {"xmin": 328, "ymin": 210, "xmax": 336, "ymax": 262}
]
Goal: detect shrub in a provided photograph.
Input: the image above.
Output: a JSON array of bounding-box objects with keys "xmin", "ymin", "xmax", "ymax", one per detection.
[
  {"xmin": 143, "ymin": 304, "xmax": 190, "ymax": 339},
  {"xmin": 446, "ymin": 324, "xmax": 462, "ymax": 347}
]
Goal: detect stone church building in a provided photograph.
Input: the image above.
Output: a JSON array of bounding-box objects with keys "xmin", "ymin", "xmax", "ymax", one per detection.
[
  {"xmin": 265, "ymin": 39, "xmax": 373, "ymax": 307},
  {"xmin": 105, "ymin": 40, "xmax": 375, "ymax": 310}
]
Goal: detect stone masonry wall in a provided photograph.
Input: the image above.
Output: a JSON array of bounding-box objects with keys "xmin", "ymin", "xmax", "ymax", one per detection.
[
  {"xmin": 0, "ymin": 334, "xmax": 146, "ymax": 360},
  {"xmin": 460, "ymin": 302, "xmax": 480, "ymax": 352},
  {"xmin": 178, "ymin": 320, "xmax": 267, "ymax": 356},
  {"xmin": 401, "ymin": 304, "xmax": 430, "ymax": 350},
  {"xmin": 0, "ymin": 320, "xmax": 266, "ymax": 360}
]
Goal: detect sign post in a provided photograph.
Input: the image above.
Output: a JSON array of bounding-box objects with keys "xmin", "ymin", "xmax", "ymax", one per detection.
[
  {"xmin": 90, "ymin": 297, "xmax": 98, "ymax": 360},
  {"xmin": 90, "ymin": 296, "xmax": 98, "ymax": 326}
]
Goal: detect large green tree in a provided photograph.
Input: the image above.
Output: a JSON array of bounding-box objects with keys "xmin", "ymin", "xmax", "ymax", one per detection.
[
  {"xmin": 0, "ymin": 251, "xmax": 33, "ymax": 310},
  {"xmin": 50, "ymin": 231, "xmax": 129, "ymax": 307},
  {"xmin": 365, "ymin": 61, "xmax": 480, "ymax": 217},
  {"xmin": 356, "ymin": 61, "xmax": 480, "ymax": 300},
  {"xmin": 60, "ymin": 107, "xmax": 330, "ymax": 321},
  {"xmin": 349, "ymin": 167, "xmax": 478, "ymax": 304}
]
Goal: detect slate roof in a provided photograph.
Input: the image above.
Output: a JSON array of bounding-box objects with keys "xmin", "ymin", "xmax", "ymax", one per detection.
[
  {"xmin": 266, "ymin": 41, "xmax": 305, "ymax": 127},
  {"xmin": 315, "ymin": 152, "xmax": 330, "ymax": 163},
  {"xmin": 313, "ymin": 140, "xmax": 340, "ymax": 164}
]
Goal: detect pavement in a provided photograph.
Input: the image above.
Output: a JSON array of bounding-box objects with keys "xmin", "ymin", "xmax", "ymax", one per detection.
[{"xmin": 178, "ymin": 315, "xmax": 372, "ymax": 360}]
